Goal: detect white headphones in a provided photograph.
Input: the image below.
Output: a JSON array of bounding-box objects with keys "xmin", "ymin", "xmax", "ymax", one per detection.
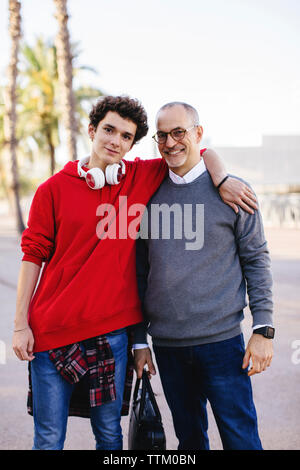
[{"xmin": 78, "ymin": 157, "xmax": 126, "ymax": 190}]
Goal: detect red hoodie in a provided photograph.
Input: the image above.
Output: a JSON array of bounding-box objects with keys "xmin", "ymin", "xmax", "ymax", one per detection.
[{"xmin": 21, "ymin": 158, "xmax": 167, "ymax": 352}]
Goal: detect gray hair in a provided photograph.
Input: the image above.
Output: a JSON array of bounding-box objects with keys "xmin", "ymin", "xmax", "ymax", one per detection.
[{"xmin": 157, "ymin": 101, "xmax": 199, "ymax": 125}]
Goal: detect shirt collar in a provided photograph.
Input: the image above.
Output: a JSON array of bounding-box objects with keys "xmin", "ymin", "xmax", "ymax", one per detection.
[{"xmin": 169, "ymin": 158, "xmax": 206, "ymax": 184}]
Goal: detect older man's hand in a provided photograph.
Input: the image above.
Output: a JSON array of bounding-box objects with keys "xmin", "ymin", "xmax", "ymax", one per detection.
[
  {"xmin": 242, "ymin": 334, "xmax": 274, "ymax": 376},
  {"xmin": 134, "ymin": 347, "xmax": 156, "ymax": 379}
]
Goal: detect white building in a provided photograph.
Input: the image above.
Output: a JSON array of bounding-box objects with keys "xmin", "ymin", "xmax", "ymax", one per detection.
[
  {"xmin": 215, "ymin": 136, "xmax": 300, "ymax": 227},
  {"xmin": 215, "ymin": 135, "xmax": 300, "ymax": 191}
]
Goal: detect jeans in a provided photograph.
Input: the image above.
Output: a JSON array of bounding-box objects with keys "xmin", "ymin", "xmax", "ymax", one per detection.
[
  {"xmin": 30, "ymin": 329, "xmax": 128, "ymax": 450},
  {"xmin": 153, "ymin": 334, "xmax": 263, "ymax": 450}
]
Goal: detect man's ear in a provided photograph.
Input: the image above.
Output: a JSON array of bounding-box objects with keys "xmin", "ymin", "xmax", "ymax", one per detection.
[
  {"xmin": 88, "ymin": 124, "xmax": 95, "ymax": 141},
  {"xmin": 196, "ymin": 125, "xmax": 204, "ymax": 143}
]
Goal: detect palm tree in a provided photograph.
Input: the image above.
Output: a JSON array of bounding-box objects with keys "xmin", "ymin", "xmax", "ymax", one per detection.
[
  {"xmin": 20, "ymin": 38, "xmax": 60, "ymax": 175},
  {"xmin": 19, "ymin": 37, "xmax": 103, "ymax": 176},
  {"xmin": 3, "ymin": 0, "xmax": 25, "ymax": 233},
  {"xmin": 53, "ymin": 0, "xmax": 77, "ymax": 161},
  {"xmin": 1, "ymin": 84, "xmax": 37, "ymax": 197},
  {"xmin": 0, "ymin": 96, "xmax": 10, "ymax": 200}
]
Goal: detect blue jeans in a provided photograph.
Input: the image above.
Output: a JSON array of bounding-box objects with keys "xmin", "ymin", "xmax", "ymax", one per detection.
[
  {"xmin": 153, "ymin": 334, "xmax": 263, "ymax": 450},
  {"xmin": 30, "ymin": 329, "xmax": 128, "ymax": 450}
]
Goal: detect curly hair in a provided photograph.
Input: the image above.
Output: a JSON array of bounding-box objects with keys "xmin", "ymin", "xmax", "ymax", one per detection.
[{"xmin": 89, "ymin": 95, "xmax": 148, "ymax": 144}]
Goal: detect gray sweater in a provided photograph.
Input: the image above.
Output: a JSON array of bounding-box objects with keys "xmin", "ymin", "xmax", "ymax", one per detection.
[{"xmin": 135, "ymin": 171, "xmax": 273, "ymax": 347}]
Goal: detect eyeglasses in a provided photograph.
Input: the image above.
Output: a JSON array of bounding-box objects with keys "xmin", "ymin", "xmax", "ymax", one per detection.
[{"xmin": 152, "ymin": 125, "xmax": 199, "ymax": 144}]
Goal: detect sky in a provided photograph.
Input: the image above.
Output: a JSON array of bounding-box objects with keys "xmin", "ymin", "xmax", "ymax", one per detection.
[{"xmin": 0, "ymin": 0, "xmax": 300, "ymax": 158}]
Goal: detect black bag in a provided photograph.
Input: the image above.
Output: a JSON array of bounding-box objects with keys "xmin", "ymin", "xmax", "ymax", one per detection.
[{"xmin": 128, "ymin": 370, "xmax": 166, "ymax": 450}]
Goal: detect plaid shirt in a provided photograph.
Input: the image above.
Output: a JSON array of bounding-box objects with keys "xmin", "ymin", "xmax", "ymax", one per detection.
[{"xmin": 27, "ymin": 333, "xmax": 134, "ymax": 418}]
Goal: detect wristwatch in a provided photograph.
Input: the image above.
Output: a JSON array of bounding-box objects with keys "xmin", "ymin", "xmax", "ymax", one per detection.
[{"xmin": 253, "ymin": 326, "xmax": 275, "ymax": 339}]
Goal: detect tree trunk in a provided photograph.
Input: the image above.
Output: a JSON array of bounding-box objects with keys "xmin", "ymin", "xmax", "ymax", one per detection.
[
  {"xmin": 3, "ymin": 0, "xmax": 25, "ymax": 234},
  {"xmin": 53, "ymin": 0, "xmax": 77, "ymax": 161},
  {"xmin": 0, "ymin": 151, "xmax": 12, "ymax": 204},
  {"xmin": 46, "ymin": 128, "xmax": 56, "ymax": 176}
]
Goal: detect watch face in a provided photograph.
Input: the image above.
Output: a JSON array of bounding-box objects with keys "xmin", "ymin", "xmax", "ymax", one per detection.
[{"xmin": 266, "ymin": 327, "xmax": 275, "ymax": 338}]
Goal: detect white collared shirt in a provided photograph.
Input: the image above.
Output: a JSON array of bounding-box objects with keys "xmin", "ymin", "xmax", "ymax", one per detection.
[{"xmin": 168, "ymin": 158, "xmax": 206, "ymax": 184}]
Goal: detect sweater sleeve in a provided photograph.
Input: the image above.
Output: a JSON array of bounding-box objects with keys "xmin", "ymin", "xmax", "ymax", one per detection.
[
  {"xmin": 136, "ymin": 236, "xmax": 150, "ymax": 304},
  {"xmin": 21, "ymin": 182, "xmax": 56, "ymax": 267},
  {"xmin": 235, "ymin": 200, "xmax": 273, "ymax": 327},
  {"xmin": 133, "ymin": 236, "xmax": 150, "ymax": 344}
]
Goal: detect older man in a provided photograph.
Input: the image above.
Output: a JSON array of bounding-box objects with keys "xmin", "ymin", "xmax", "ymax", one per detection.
[{"xmin": 134, "ymin": 101, "xmax": 274, "ymax": 450}]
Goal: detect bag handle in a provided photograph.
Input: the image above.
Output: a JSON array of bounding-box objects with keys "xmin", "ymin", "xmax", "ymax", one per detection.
[{"xmin": 133, "ymin": 369, "xmax": 162, "ymax": 421}]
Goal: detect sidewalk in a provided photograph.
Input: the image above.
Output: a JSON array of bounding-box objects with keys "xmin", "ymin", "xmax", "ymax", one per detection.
[{"xmin": 0, "ymin": 206, "xmax": 300, "ymax": 449}]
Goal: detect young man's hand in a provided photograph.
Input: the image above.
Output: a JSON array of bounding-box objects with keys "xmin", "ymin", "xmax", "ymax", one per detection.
[
  {"xmin": 12, "ymin": 327, "xmax": 35, "ymax": 361},
  {"xmin": 219, "ymin": 177, "xmax": 258, "ymax": 214},
  {"xmin": 242, "ymin": 334, "xmax": 273, "ymax": 376},
  {"xmin": 134, "ymin": 347, "xmax": 156, "ymax": 379}
]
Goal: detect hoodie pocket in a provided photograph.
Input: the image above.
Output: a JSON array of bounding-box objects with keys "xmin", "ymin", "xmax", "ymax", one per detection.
[{"xmin": 58, "ymin": 263, "xmax": 83, "ymax": 293}]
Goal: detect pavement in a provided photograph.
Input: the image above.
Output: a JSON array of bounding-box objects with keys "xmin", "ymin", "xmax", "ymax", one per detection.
[{"xmin": 0, "ymin": 202, "xmax": 300, "ymax": 450}]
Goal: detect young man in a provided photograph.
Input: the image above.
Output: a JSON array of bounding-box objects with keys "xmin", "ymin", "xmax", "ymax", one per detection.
[
  {"xmin": 12, "ymin": 95, "xmax": 257, "ymax": 450},
  {"xmin": 134, "ymin": 102, "xmax": 274, "ymax": 450}
]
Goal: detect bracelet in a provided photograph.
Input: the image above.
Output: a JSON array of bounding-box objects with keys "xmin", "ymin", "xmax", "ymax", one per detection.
[
  {"xmin": 14, "ymin": 327, "xmax": 29, "ymax": 332},
  {"xmin": 217, "ymin": 175, "xmax": 229, "ymax": 189}
]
